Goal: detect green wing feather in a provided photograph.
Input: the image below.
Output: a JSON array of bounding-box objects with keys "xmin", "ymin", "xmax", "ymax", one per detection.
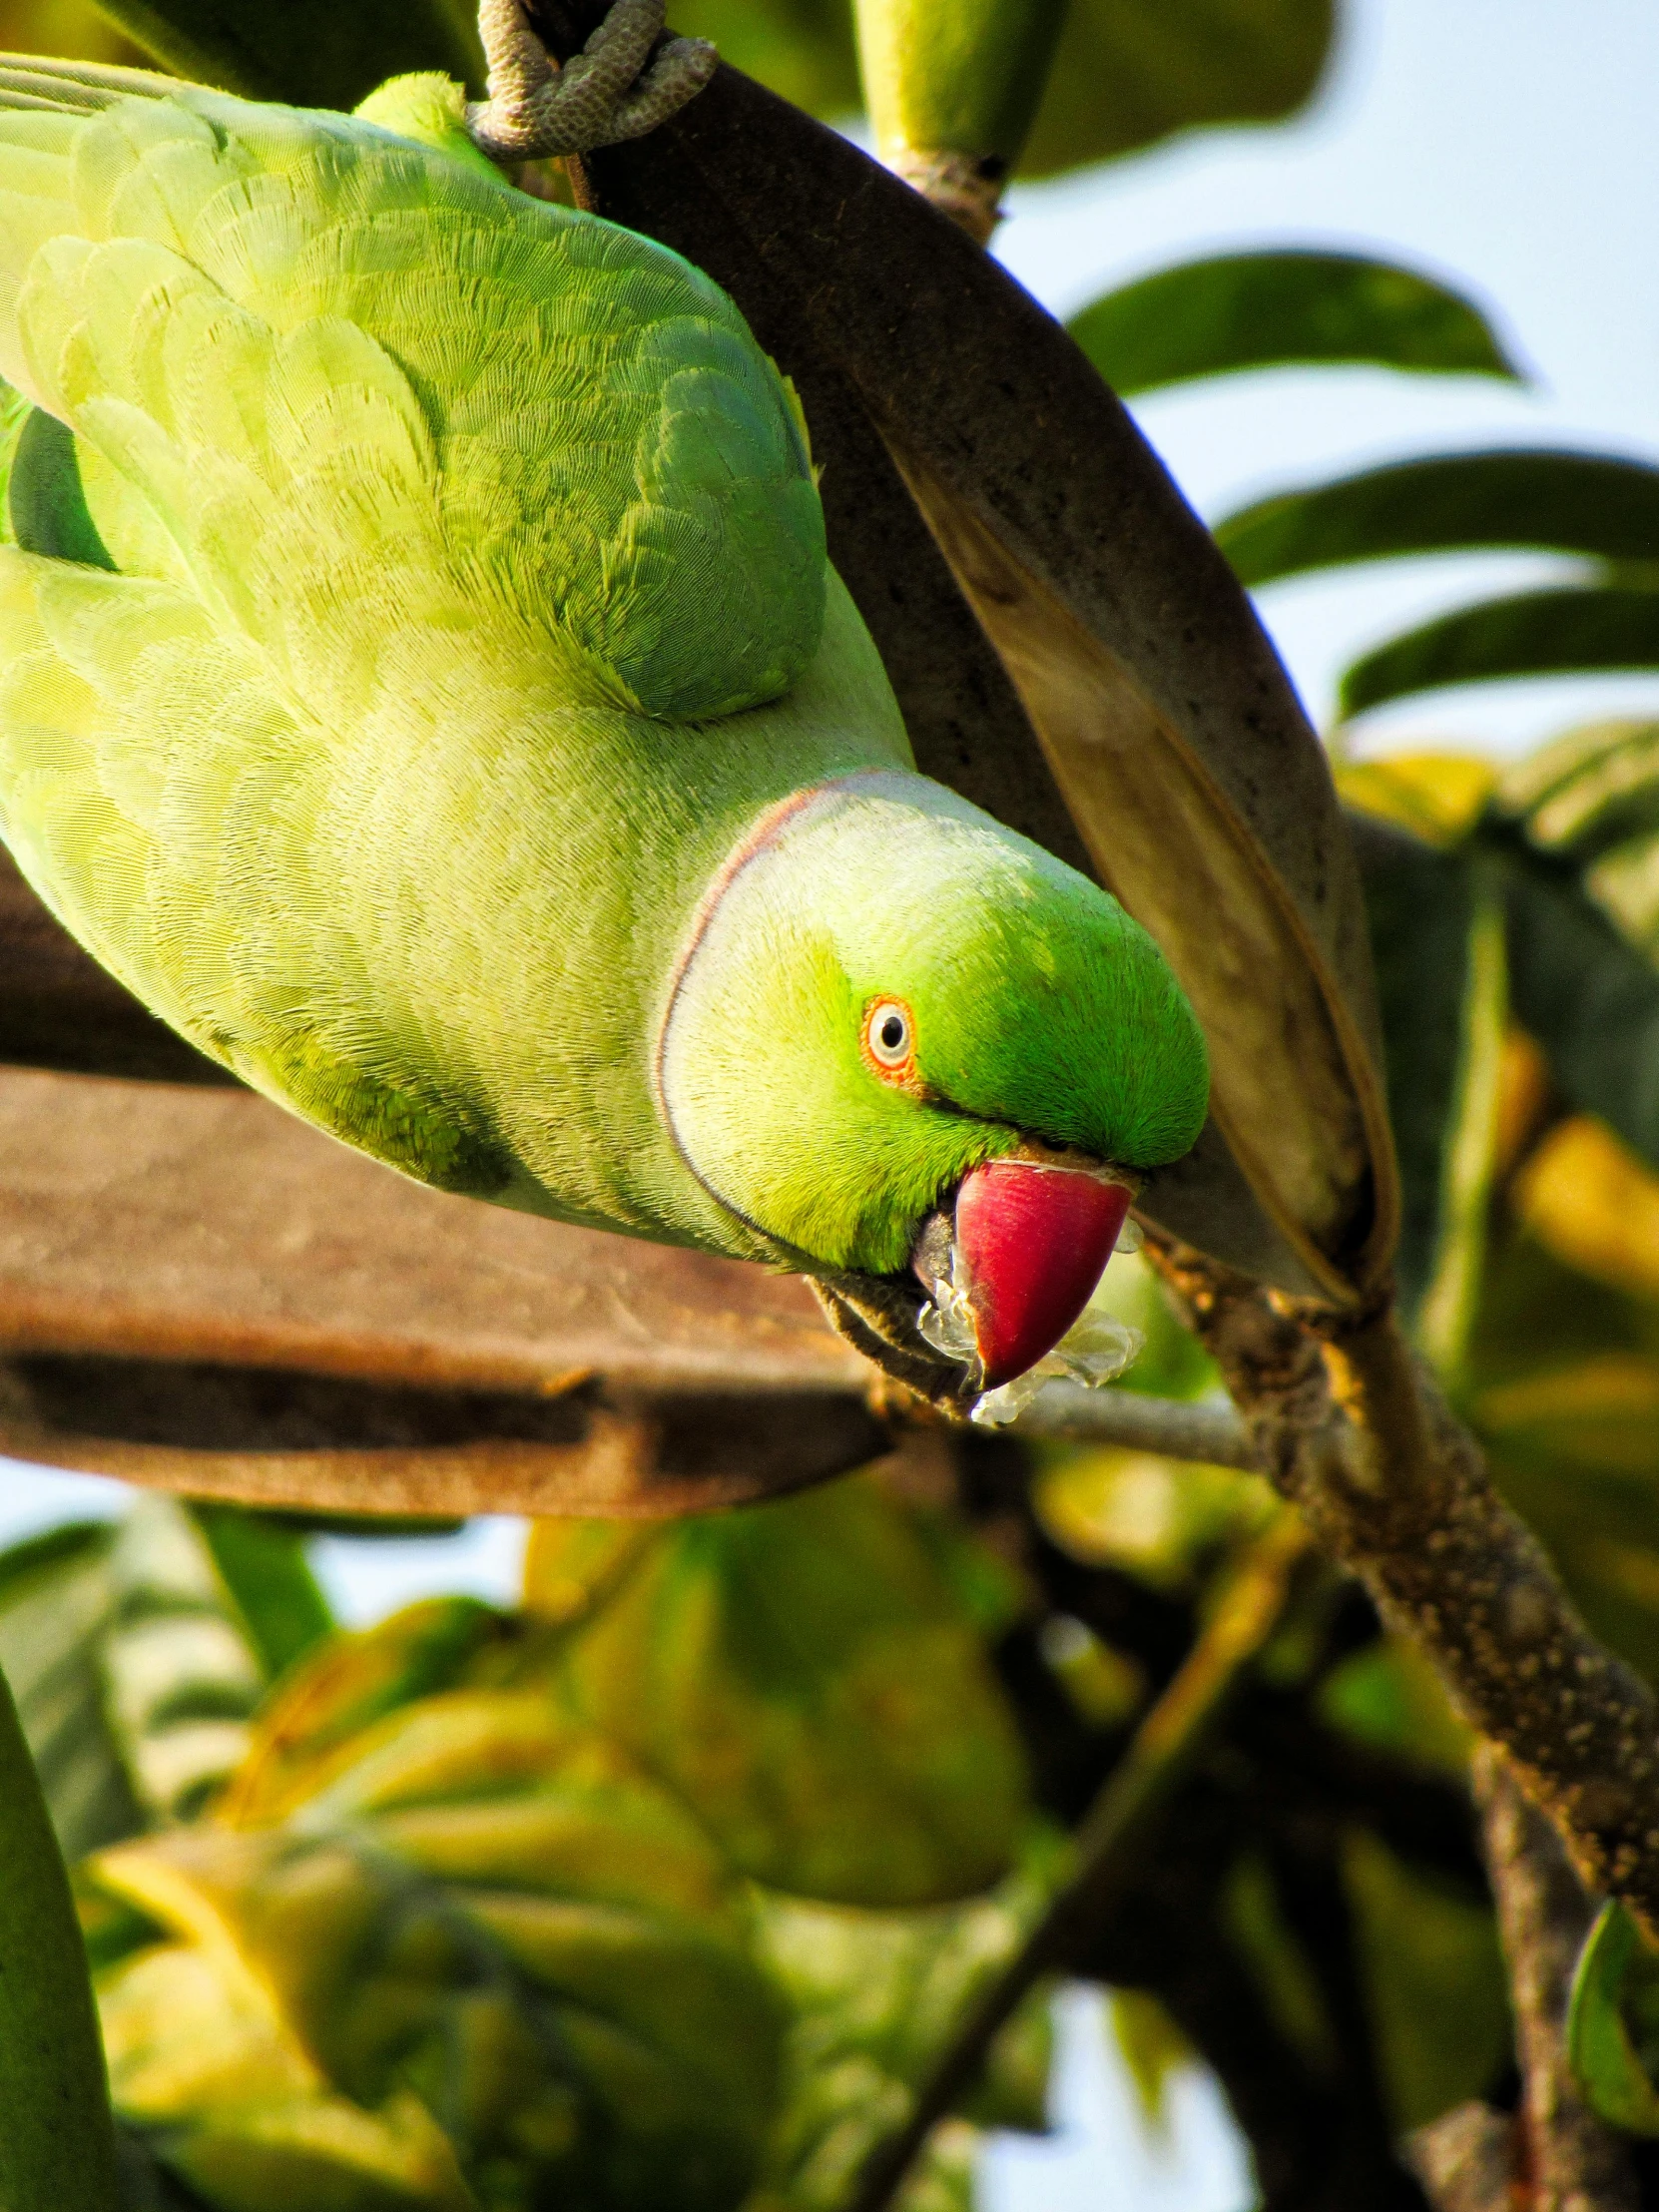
[{"xmin": 0, "ymin": 58, "xmax": 845, "ymax": 1214}]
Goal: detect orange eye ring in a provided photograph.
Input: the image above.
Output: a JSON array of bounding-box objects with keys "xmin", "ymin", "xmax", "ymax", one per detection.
[{"xmin": 862, "ymin": 996, "xmax": 917, "ymax": 1081}]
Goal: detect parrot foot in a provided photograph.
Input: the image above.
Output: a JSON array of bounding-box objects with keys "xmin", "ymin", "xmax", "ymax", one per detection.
[{"xmin": 466, "ymin": 0, "xmax": 716, "ymax": 164}]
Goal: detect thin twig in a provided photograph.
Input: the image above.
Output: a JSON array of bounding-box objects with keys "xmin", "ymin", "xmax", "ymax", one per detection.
[
  {"xmin": 1475, "ymin": 1744, "xmax": 1637, "ymax": 2212},
  {"xmin": 1014, "ymin": 1382, "xmax": 1256, "ymax": 1467},
  {"xmin": 843, "ymin": 1509, "xmax": 1316, "ymax": 2212}
]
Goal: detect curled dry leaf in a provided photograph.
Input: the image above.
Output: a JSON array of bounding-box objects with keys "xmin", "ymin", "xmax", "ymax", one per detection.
[{"xmin": 565, "ymin": 40, "xmax": 1397, "ymax": 1307}]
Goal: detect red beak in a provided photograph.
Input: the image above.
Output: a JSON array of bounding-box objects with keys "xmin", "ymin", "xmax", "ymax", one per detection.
[{"xmin": 951, "ymin": 1160, "xmax": 1132, "ymax": 1388}]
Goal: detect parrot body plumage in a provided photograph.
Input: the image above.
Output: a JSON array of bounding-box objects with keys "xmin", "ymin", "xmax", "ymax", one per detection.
[{"xmin": 0, "ymin": 52, "xmax": 1209, "ymax": 1385}]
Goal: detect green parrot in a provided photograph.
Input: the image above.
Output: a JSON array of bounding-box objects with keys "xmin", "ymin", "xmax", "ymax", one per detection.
[{"xmin": 0, "ymin": 3, "xmax": 1208, "ymax": 1394}]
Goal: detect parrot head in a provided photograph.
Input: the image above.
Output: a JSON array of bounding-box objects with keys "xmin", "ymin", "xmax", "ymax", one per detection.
[{"xmin": 659, "ymin": 773, "xmax": 1209, "ymax": 1390}]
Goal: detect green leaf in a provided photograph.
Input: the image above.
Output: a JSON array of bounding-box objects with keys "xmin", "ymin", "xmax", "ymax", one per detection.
[
  {"xmin": 89, "ymin": 0, "xmax": 482, "ymax": 104},
  {"xmin": 1019, "ymin": 0, "xmax": 1333, "ymax": 177},
  {"xmin": 186, "ymin": 1506, "xmax": 332, "ymax": 1680},
  {"xmin": 218, "ymin": 1595, "xmax": 513, "ymax": 1827},
  {"xmin": 1499, "ymin": 719, "xmax": 1659, "ymax": 948},
  {"xmin": 677, "ymin": 0, "xmax": 862, "ymax": 121},
  {"xmin": 1343, "ymin": 1828, "xmax": 1510, "ymax": 2133},
  {"xmin": 1220, "ymin": 450, "xmax": 1659, "ymax": 587},
  {"xmin": 1347, "ymin": 814, "xmax": 1481, "ymax": 1326},
  {"xmin": 559, "ymin": 1477, "xmax": 1030, "ymax": 1907},
  {"xmin": 1070, "ymin": 253, "xmax": 1518, "ymax": 400},
  {"xmin": 1341, "ymin": 587, "xmax": 1659, "ymax": 718},
  {"xmin": 0, "ymin": 0, "xmax": 149, "ymax": 65},
  {"xmin": 1569, "ymin": 1902, "xmax": 1659, "ymax": 2133},
  {"xmin": 0, "ymin": 1655, "xmax": 124, "ymax": 2212},
  {"xmin": 750, "ymin": 1834, "xmax": 1064, "ymax": 2210},
  {"xmin": 1317, "ymin": 1638, "xmax": 1473, "ymax": 1779},
  {"xmin": 1498, "ymin": 836, "xmax": 1659, "ymax": 1168},
  {"xmin": 92, "ymin": 1692, "xmax": 785, "ymax": 2212},
  {"xmin": 0, "ymin": 1499, "xmax": 276, "ymax": 1848}
]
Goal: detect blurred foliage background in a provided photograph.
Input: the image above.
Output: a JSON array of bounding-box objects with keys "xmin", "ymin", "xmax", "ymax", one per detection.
[{"xmin": 4, "ymin": 0, "xmax": 1659, "ymax": 2207}]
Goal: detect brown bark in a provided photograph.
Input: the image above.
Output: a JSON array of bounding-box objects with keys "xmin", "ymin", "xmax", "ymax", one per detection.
[
  {"xmin": 1149, "ymin": 1241, "xmax": 1659, "ymax": 1943},
  {"xmin": 1475, "ymin": 1745, "xmax": 1638, "ymax": 2212}
]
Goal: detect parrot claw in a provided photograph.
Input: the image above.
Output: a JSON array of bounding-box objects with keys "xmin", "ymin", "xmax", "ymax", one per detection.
[{"xmin": 467, "ymin": 0, "xmax": 716, "ymax": 165}]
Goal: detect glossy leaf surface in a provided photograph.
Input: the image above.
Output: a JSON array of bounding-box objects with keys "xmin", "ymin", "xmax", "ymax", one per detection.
[
  {"xmin": 1221, "ymin": 450, "xmax": 1659, "ymax": 587},
  {"xmin": 1071, "ymin": 252, "xmax": 1517, "ymax": 399}
]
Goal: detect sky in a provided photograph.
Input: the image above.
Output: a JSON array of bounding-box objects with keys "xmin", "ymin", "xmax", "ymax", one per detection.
[{"xmin": 2, "ymin": 2, "xmax": 1657, "ymax": 2203}]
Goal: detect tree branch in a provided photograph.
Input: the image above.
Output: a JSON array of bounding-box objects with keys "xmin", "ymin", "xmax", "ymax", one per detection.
[
  {"xmin": 1014, "ymin": 1381, "xmax": 1256, "ymax": 1466},
  {"xmin": 1474, "ymin": 1743, "xmax": 1637, "ymax": 2212},
  {"xmin": 843, "ymin": 1509, "xmax": 1316, "ymax": 2212},
  {"xmin": 1146, "ymin": 1240, "xmax": 1659, "ymax": 1942}
]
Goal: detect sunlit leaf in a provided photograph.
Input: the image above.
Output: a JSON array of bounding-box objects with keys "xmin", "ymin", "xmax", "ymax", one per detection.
[
  {"xmin": 558, "ymin": 1478, "xmax": 1029, "ymax": 1907},
  {"xmin": 0, "ymin": 1499, "xmax": 278, "ymax": 1851},
  {"xmin": 1070, "ymin": 253, "xmax": 1517, "ymax": 399},
  {"xmin": 187, "ymin": 1506, "xmax": 332, "ymax": 1680},
  {"xmin": 1341, "ymin": 587, "xmax": 1659, "ymax": 718},
  {"xmin": 1513, "ymin": 1117, "xmax": 1659, "ymax": 1307},
  {"xmin": 218, "ymin": 1596, "xmax": 516, "ymax": 1827},
  {"xmin": 1033, "ymin": 1445, "xmax": 1276, "ymax": 1594},
  {"xmin": 1569, "ymin": 1902, "xmax": 1659, "ymax": 2133},
  {"xmin": 750, "ymin": 1834, "xmax": 1063, "ymax": 2209},
  {"xmin": 1339, "ymin": 754, "xmax": 1497, "ymax": 848},
  {"xmin": 1220, "ymin": 450, "xmax": 1659, "ymax": 588},
  {"xmin": 1343, "ymin": 1828, "xmax": 1509, "ymax": 2132},
  {"xmin": 95, "ymin": 1691, "xmax": 786, "ymax": 2212}
]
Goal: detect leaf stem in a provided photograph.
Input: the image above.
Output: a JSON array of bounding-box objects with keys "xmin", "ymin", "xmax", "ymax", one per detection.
[
  {"xmin": 843, "ymin": 1509, "xmax": 1315, "ymax": 2212},
  {"xmin": 0, "ymin": 1659, "xmax": 121, "ymax": 2212}
]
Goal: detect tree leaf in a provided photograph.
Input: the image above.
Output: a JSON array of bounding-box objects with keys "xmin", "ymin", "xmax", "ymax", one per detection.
[
  {"xmin": 1341, "ymin": 588, "xmax": 1659, "ymax": 718},
  {"xmin": 1569, "ymin": 1901, "xmax": 1659, "ymax": 2133},
  {"xmin": 1490, "ymin": 826, "xmax": 1659, "ymax": 1169},
  {"xmin": 676, "ymin": 0, "xmax": 861, "ymax": 119},
  {"xmin": 558, "ymin": 1478, "xmax": 1030, "ymax": 1907},
  {"xmin": 88, "ymin": 0, "xmax": 482, "ymax": 103},
  {"xmin": 1345, "ymin": 814, "xmax": 1480, "ymax": 1326},
  {"xmin": 0, "ymin": 0, "xmax": 148, "ymax": 65},
  {"xmin": 186, "ymin": 1506, "xmax": 333, "ymax": 1680},
  {"xmin": 1343, "ymin": 1828, "xmax": 1509, "ymax": 2133},
  {"xmin": 0, "ymin": 1498, "xmax": 276, "ymax": 1850},
  {"xmin": 217, "ymin": 1595, "xmax": 513, "ymax": 1827},
  {"xmin": 1018, "ymin": 0, "xmax": 1333, "ymax": 178},
  {"xmin": 750, "ymin": 1833, "xmax": 1064, "ymax": 2209},
  {"xmin": 92, "ymin": 1691, "xmax": 786, "ymax": 2212},
  {"xmin": 1220, "ymin": 451, "xmax": 1659, "ymax": 587},
  {"xmin": 1070, "ymin": 253, "xmax": 1518, "ymax": 400},
  {"xmin": 0, "ymin": 1652, "xmax": 124, "ymax": 2212}
]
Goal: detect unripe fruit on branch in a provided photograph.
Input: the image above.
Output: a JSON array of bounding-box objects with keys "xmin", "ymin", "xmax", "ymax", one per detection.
[{"xmin": 853, "ymin": 0, "xmax": 1066, "ymax": 242}]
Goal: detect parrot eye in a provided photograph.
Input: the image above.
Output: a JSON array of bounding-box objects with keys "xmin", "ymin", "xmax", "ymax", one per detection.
[{"xmin": 865, "ymin": 999, "xmax": 914, "ymax": 1070}]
